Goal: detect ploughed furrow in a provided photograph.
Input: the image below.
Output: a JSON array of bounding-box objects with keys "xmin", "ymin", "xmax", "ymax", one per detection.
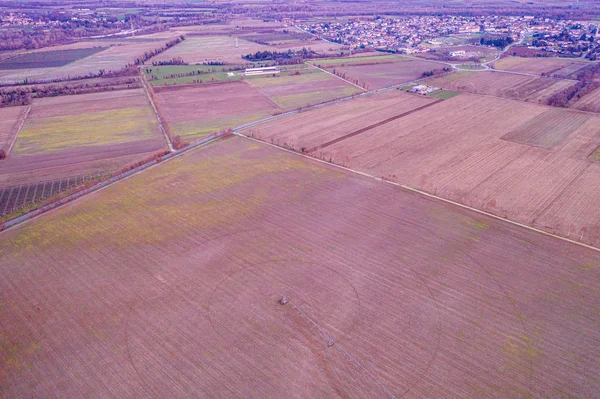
[{"xmin": 307, "ymin": 98, "xmax": 443, "ymax": 153}]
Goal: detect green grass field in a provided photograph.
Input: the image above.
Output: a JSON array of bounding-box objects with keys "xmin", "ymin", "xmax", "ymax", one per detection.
[
  {"xmin": 457, "ymin": 64, "xmax": 486, "ymax": 70},
  {"xmin": 427, "ymin": 90, "xmax": 461, "ymax": 100},
  {"xmin": 309, "ymin": 54, "xmax": 399, "ymax": 67},
  {"xmin": 0, "ymin": 47, "xmax": 107, "ymax": 70},
  {"xmin": 15, "ymin": 107, "xmax": 159, "ymax": 154},
  {"xmin": 245, "ymin": 68, "xmax": 331, "ymax": 88}
]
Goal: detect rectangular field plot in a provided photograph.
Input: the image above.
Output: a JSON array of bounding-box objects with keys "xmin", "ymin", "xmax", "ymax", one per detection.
[
  {"xmin": 150, "ymin": 35, "xmax": 274, "ymax": 64},
  {"xmin": 493, "ymin": 56, "xmax": 588, "ymax": 77},
  {"xmin": 0, "ymin": 36, "xmax": 178, "ymax": 84},
  {"xmin": 154, "ymin": 81, "xmax": 279, "ymax": 139},
  {"xmin": 14, "ymin": 90, "xmax": 160, "ymax": 155},
  {"xmin": 244, "ymin": 89, "xmax": 435, "ymax": 151},
  {"xmin": 0, "ymin": 47, "xmax": 107, "ymax": 70},
  {"xmin": 426, "ymin": 70, "xmax": 575, "ymax": 103},
  {"xmin": 249, "ymin": 92, "xmax": 600, "ymax": 247},
  {"xmin": 1, "ymin": 136, "xmax": 599, "ymax": 398},
  {"xmin": 313, "ymin": 55, "xmax": 443, "ymax": 90},
  {"xmin": 501, "ymin": 109, "xmax": 590, "ymax": 149},
  {"xmin": 144, "ymin": 64, "xmax": 244, "ymax": 86}
]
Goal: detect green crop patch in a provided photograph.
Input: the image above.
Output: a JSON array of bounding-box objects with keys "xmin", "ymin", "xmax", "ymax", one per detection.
[
  {"xmin": 15, "ymin": 107, "xmax": 158, "ymax": 154},
  {"xmin": 0, "ymin": 47, "xmax": 107, "ymax": 70}
]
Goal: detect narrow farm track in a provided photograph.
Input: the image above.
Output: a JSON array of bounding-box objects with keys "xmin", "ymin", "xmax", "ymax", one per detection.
[
  {"xmin": 306, "ymin": 62, "xmax": 367, "ymax": 91},
  {"xmin": 140, "ymin": 70, "xmax": 174, "ymax": 152},
  {"xmin": 307, "ymin": 98, "xmax": 443, "ymax": 153},
  {"xmin": 6, "ymin": 105, "xmax": 31, "ymax": 155},
  {"xmin": 238, "ymin": 133, "xmax": 600, "ymax": 253}
]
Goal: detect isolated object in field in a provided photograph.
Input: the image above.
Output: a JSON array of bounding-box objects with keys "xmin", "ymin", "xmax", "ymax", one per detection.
[
  {"xmin": 279, "ymin": 296, "xmax": 289, "ymax": 305},
  {"xmin": 410, "ymin": 84, "xmax": 439, "ymax": 95}
]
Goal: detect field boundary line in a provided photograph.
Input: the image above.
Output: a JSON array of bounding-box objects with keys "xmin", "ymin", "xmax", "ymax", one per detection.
[
  {"xmin": 307, "ymin": 98, "xmax": 443, "ymax": 153},
  {"xmin": 140, "ymin": 70, "xmax": 174, "ymax": 152},
  {"xmin": 6, "ymin": 105, "xmax": 31, "ymax": 155},
  {"xmin": 235, "ymin": 133, "xmax": 600, "ymax": 253},
  {"xmin": 0, "ymin": 131, "xmax": 229, "ymax": 235},
  {"xmin": 305, "ymin": 62, "xmax": 367, "ymax": 91}
]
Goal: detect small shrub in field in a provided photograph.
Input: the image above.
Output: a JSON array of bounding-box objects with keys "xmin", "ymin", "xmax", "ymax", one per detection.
[{"xmin": 0, "ymin": 149, "xmax": 6, "ymax": 160}]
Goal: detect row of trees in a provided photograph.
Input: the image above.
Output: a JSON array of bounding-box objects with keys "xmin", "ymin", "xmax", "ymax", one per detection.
[
  {"xmin": 243, "ymin": 48, "xmax": 321, "ymax": 63},
  {"xmin": 151, "ymin": 57, "xmax": 188, "ymax": 66},
  {"xmin": 132, "ymin": 36, "xmax": 186, "ymax": 66},
  {"xmin": 479, "ymin": 36, "xmax": 514, "ymax": 48},
  {"xmin": 547, "ymin": 65, "xmax": 600, "ymax": 107},
  {"xmin": 0, "ymin": 77, "xmax": 140, "ymax": 108},
  {"xmin": 421, "ymin": 67, "xmax": 452, "ymax": 78}
]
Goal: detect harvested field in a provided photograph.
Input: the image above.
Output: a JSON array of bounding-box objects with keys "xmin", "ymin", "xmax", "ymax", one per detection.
[
  {"xmin": 1, "ymin": 136, "xmax": 599, "ymax": 398},
  {"xmin": 0, "ymin": 105, "xmax": 28, "ymax": 154},
  {"xmin": 150, "ymin": 35, "xmax": 273, "ymax": 64},
  {"xmin": 493, "ymin": 56, "xmax": 588, "ymax": 77},
  {"xmin": 426, "ymin": 70, "xmax": 576, "ymax": 102},
  {"xmin": 501, "ymin": 109, "xmax": 590, "ymax": 149},
  {"xmin": 245, "ymin": 89, "xmax": 435, "ymax": 150},
  {"xmin": 0, "ymin": 89, "xmax": 166, "ymax": 192},
  {"xmin": 249, "ymin": 92, "xmax": 600, "ymax": 247},
  {"xmin": 0, "ymin": 47, "xmax": 107, "ymax": 70},
  {"xmin": 571, "ymin": 86, "xmax": 600, "ymax": 112},
  {"xmin": 154, "ymin": 81, "xmax": 279, "ymax": 139},
  {"xmin": 314, "ymin": 56, "xmax": 445, "ymax": 90}
]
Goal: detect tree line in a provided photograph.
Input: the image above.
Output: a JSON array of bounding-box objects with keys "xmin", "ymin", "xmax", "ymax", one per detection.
[{"xmin": 547, "ymin": 64, "xmax": 600, "ymax": 108}]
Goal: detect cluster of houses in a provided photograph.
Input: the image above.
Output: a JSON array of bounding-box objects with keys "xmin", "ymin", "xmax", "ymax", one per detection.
[{"xmin": 297, "ymin": 15, "xmax": 599, "ymax": 57}]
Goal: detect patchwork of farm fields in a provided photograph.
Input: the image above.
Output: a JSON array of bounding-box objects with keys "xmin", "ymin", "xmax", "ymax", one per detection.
[
  {"xmin": 150, "ymin": 35, "xmax": 277, "ymax": 64},
  {"xmin": 0, "ymin": 47, "xmax": 107, "ymax": 70},
  {"xmin": 245, "ymin": 64, "xmax": 363, "ymax": 110},
  {"xmin": 311, "ymin": 55, "xmax": 445, "ymax": 90},
  {"xmin": 426, "ymin": 70, "xmax": 575, "ymax": 103},
  {"xmin": 154, "ymin": 67, "xmax": 362, "ymax": 140},
  {"xmin": 0, "ymin": 89, "xmax": 166, "ymax": 199},
  {"xmin": 245, "ymin": 91, "xmax": 600, "ymax": 247},
  {"xmin": 1, "ymin": 136, "xmax": 599, "ymax": 398},
  {"xmin": 0, "ymin": 34, "xmax": 178, "ymax": 84},
  {"xmin": 154, "ymin": 81, "xmax": 279, "ymax": 140}
]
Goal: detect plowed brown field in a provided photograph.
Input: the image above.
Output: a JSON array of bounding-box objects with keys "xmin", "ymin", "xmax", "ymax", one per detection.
[
  {"xmin": 1, "ymin": 136, "xmax": 599, "ymax": 398},
  {"xmin": 493, "ymin": 56, "xmax": 588, "ymax": 77},
  {"xmin": 247, "ymin": 92, "xmax": 600, "ymax": 247},
  {"xmin": 426, "ymin": 70, "xmax": 575, "ymax": 102}
]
